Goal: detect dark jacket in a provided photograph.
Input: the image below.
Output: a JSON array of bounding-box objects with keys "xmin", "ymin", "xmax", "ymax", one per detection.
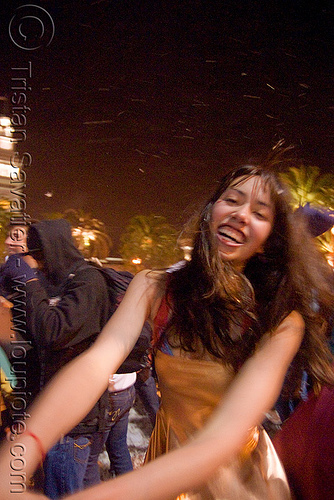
[{"xmin": 25, "ymin": 219, "xmax": 114, "ymax": 433}]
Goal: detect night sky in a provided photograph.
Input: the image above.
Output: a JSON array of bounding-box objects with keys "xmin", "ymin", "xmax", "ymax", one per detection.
[{"xmin": 1, "ymin": 0, "xmax": 333, "ymax": 253}]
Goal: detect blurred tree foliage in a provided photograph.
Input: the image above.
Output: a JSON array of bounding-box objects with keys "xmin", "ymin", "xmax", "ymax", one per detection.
[
  {"xmin": 280, "ymin": 165, "xmax": 334, "ymax": 209},
  {"xmin": 119, "ymin": 214, "xmax": 183, "ymax": 271},
  {"xmin": 280, "ymin": 165, "xmax": 334, "ymax": 265}
]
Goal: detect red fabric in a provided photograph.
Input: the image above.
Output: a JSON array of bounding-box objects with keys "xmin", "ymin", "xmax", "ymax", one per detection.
[
  {"xmin": 152, "ymin": 295, "xmax": 170, "ymax": 347},
  {"xmin": 273, "ymin": 386, "xmax": 334, "ymax": 500}
]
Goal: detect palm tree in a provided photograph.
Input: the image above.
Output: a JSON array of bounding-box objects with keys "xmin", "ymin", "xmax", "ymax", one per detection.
[
  {"xmin": 45, "ymin": 209, "xmax": 112, "ymax": 259},
  {"xmin": 280, "ymin": 165, "xmax": 334, "ymax": 266},
  {"xmin": 119, "ymin": 214, "xmax": 183, "ymax": 271},
  {"xmin": 279, "ymin": 165, "xmax": 334, "ymax": 210},
  {"xmin": 64, "ymin": 209, "xmax": 112, "ymax": 259}
]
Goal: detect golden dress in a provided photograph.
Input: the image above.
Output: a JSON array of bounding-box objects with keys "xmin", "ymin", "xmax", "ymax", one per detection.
[{"xmin": 146, "ymin": 350, "xmax": 291, "ymax": 500}]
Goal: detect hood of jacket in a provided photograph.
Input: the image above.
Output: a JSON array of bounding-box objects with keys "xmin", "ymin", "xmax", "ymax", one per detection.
[{"xmin": 27, "ymin": 219, "xmax": 87, "ymax": 287}]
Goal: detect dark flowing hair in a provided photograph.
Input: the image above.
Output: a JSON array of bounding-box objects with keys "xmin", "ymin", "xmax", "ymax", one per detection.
[{"xmin": 156, "ymin": 165, "xmax": 334, "ymax": 394}]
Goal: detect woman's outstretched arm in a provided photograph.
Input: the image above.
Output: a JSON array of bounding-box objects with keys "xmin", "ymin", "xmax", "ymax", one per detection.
[
  {"xmin": 66, "ymin": 310, "xmax": 305, "ymax": 500},
  {"xmin": 0, "ymin": 270, "xmax": 157, "ymax": 498}
]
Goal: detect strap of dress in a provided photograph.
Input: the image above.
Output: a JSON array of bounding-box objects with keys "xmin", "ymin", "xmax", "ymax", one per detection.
[{"xmin": 152, "ymin": 295, "xmax": 171, "ymax": 351}]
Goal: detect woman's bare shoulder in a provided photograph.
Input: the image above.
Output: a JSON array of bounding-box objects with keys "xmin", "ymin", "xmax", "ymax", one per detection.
[
  {"xmin": 277, "ymin": 310, "xmax": 305, "ymax": 335},
  {"xmin": 128, "ymin": 269, "xmax": 167, "ymax": 320},
  {"xmin": 131, "ymin": 269, "xmax": 166, "ymax": 290},
  {"xmin": 257, "ymin": 310, "xmax": 305, "ymax": 353},
  {"xmin": 134, "ymin": 268, "xmax": 166, "ymax": 280}
]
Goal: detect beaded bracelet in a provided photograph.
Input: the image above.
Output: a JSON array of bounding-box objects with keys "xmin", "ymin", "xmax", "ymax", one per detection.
[{"xmin": 25, "ymin": 431, "xmax": 46, "ymax": 462}]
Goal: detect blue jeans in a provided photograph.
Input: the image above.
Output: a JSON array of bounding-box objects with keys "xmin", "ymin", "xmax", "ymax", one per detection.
[
  {"xmin": 83, "ymin": 430, "xmax": 109, "ymax": 487},
  {"xmin": 105, "ymin": 384, "xmax": 136, "ymax": 476},
  {"xmin": 135, "ymin": 368, "xmax": 160, "ymax": 428},
  {"xmin": 44, "ymin": 435, "xmax": 91, "ymax": 500}
]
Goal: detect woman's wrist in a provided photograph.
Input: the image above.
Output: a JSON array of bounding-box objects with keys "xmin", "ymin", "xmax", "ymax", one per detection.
[{"xmin": 24, "ymin": 430, "xmax": 46, "ymax": 462}]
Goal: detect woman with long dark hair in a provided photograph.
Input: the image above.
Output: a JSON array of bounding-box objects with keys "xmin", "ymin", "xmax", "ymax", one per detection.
[{"xmin": 0, "ymin": 165, "xmax": 333, "ymax": 499}]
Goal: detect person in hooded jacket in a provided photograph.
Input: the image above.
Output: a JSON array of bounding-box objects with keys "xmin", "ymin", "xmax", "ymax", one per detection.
[{"xmin": 0, "ymin": 219, "xmax": 115, "ymax": 499}]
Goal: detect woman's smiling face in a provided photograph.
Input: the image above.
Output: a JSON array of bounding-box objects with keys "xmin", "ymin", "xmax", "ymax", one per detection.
[{"xmin": 210, "ymin": 175, "xmax": 274, "ymax": 270}]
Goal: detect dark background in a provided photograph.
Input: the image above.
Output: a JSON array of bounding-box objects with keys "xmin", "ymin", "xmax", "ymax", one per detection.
[{"xmin": 1, "ymin": 0, "xmax": 333, "ymax": 252}]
